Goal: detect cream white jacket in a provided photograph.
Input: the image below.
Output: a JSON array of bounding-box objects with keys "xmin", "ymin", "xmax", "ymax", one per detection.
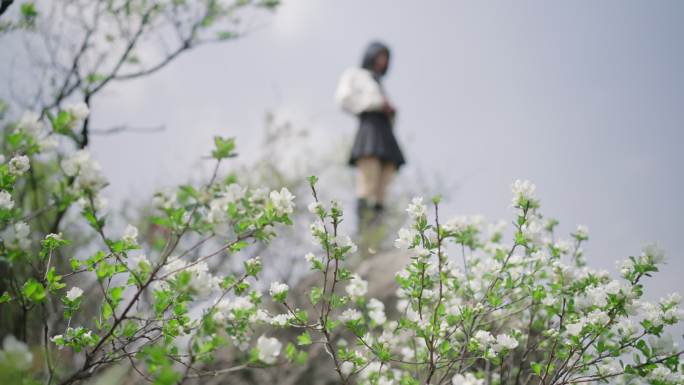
[{"xmin": 335, "ymin": 67, "xmax": 386, "ymax": 115}]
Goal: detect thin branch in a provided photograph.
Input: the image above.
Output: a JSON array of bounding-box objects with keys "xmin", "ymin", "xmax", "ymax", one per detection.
[{"xmin": 89, "ymin": 124, "xmax": 165, "ymax": 136}]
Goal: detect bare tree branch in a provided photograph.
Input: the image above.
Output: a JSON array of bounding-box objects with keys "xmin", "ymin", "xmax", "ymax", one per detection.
[{"xmin": 89, "ymin": 124, "xmax": 165, "ymax": 136}]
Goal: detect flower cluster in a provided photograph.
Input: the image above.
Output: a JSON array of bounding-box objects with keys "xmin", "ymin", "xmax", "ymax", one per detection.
[{"xmin": 284, "ymin": 179, "xmax": 684, "ymax": 385}]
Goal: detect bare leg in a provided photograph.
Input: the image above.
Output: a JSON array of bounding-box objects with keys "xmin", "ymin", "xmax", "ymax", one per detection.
[
  {"xmin": 356, "ymin": 157, "xmax": 382, "ymax": 205},
  {"xmin": 376, "ymin": 161, "xmax": 397, "ymax": 205}
]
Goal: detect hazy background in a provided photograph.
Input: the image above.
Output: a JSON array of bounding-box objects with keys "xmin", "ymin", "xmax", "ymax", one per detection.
[{"xmin": 3, "ymin": 1, "xmax": 684, "ymax": 300}]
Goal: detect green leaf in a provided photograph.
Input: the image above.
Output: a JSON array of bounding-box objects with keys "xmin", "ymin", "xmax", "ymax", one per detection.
[
  {"xmin": 309, "ymin": 287, "xmax": 322, "ymax": 305},
  {"xmin": 216, "ymin": 31, "xmax": 238, "ymax": 40},
  {"xmin": 22, "ymin": 278, "xmax": 46, "ymax": 303},
  {"xmin": 51, "ymin": 110, "xmax": 74, "ymax": 135},
  {"xmin": 85, "ymin": 73, "xmax": 106, "ymax": 84},
  {"xmin": 531, "ymin": 362, "xmax": 543, "ymax": 376},
  {"xmin": 108, "ymin": 286, "xmax": 125, "ymax": 307},
  {"xmin": 0, "ymin": 292, "xmax": 11, "ymax": 303},
  {"xmin": 211, "ymin": 137, "xmax": 237, "ymax": 159},
  {"xmin": 20, "ymin": 2, "xmax": 38, "ymax": 20},
  {"xmin": 296, "ymin": 331, "xmax": 312, "ymax": 346},
  {"xmin": 46, "ymin": 267, "xmax": 66, "ymax": 291}
]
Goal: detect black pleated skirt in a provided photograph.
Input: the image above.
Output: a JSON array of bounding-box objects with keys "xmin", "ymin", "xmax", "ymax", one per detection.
[{"xmin": 349, "ymin": 111, "xmax": 406, "ymax": 169}]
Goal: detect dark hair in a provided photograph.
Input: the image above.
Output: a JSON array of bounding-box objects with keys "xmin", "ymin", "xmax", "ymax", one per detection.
[{"xmin": 361, "ymin": 41, "xmax": 391, "ymax": 77}]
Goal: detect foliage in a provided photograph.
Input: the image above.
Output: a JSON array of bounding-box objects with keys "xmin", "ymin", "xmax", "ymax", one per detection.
[{"xmin": 0, "ymin": 107, "xmax": 683, "ymax": 385}]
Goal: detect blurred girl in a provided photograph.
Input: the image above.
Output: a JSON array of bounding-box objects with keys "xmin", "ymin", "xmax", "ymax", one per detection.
[{"xmin": 336, "ymin": 41, "xmax": 406, "ymax": 228}]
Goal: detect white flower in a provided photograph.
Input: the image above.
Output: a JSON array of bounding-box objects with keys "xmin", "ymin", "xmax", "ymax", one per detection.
[
  {"xmin": 406, "ymin": 197, "xmax": 427, "ymax": 219},
  {"xmin": 413, "ymin": 245, "xmax": 431, "ymax": 259},
  {"xmin": 66, "ymin": 102, "xmax": 90, "ymax": 121},
  {"xmin": 575, "ymin": 225, "xmax": 589, "ymax": 239},
  {"xmin": 639, "ymin": 302, "xmax": 664, "ymax": 327},
  {"xmin": 492, "ymin": 334, "xmax": 518, "ymax": 352},
  {"xmin": 269, "ymin": 187, "xmax": 295, "ymax": 215},
  {"xmin": 586, "ymin": 310, "xmax": 610, "ymax": 326},
  {"xmin": 60, "ymin": 150, "xmax": 106, "ymax": 191},
  {"xmin": 0, "ymin": 190, "xmax": 14, "ymax": 210},
  {"xmin": 45, "ymin": 233, "xmax": 63, "ymax": 242},
  {"xmin": 340, "ymin": 308, "xmax": 362, "ymax": 322},
  {"xmin": 554, "ymin": 239, "xmax": 572, "ymax": 254},
  {"xmin": 233, "ymin": 296, "xmax": 253, "ymax": 311},
  {"xmin": 394, "ymin": 227, "xmax": 416, "ymax": 249},
  {"xmin": 597, "ymin": 359, "xmax": 622, "ymax": 376},
  {"xmin": 578, "ymin": 285, "xmax": 609, "ymax": 309},
  {"xmin": 153, "ymin": 189, "xmax": 177, "ymax": 210},
  {"xmin": 16, "ymin": 111, "xmax": 43, "ymax": 137},
  {"xmin": 310, "ymin": 220, "xmax": 325, "ymax": 236},
  {"xmin": 128, "ymin": 253, "xmax": 150, "ymax": 271},
  {"xmin": 359, "ymin": 361, "xmax": 387, "ymax": 381},
  {"xmin": 122, "ymin": 224, "xmax": 138, "ymax": 244},
  {"xmin": 443, "ymin": 216, "xmax": 467, "ymax": 233},
  {"xmin": 50, "ymin": 334, "xmax": 63, "ymax": 344},
  {"xmin": 38, "ymin": 136, "xmax": 58, "ymax": 152},
  {"xmin": 1, "ymin": 221, "xmax": 30, "ymax": 249},
  {"xmin": 77, "ymin": 194, "xmax": 108, "ymax": 212},
  {"xmin": 160, "ymin": 257, "xmax": 219, "ymax": 296},
  {"xmin": 308, "ymin": 201, "xmax": 323, "ymax": 214},
  {"xmin": 604, "ymin": 280, "xmax": 623, "ymax": 295},
  {"xmin": 214, "ymin": 296, "xmax": 255, "ymax": 323},
  {"xmin": 65, "ymin": 286, "xmax": 84, "ymax": 301},
  {"xmin": 521, "ymin": 220, "xmax": 543, "ymax": 244},
  {"xmin": 251, "ymin": 309, "xmax": 270, "ymax": 323},
  {"xmin": 244, "ymin": 256, "xmax": 262, "ymax": 274},
  {"xmin": 565, "ymin": 320, "xmax": 585, "ymax": 337},
  {"xmin": 340, "ymin": 361, "xmax": 354, "ymax": 376},
  {"xmin": 541, "ymin": 296, "xmax": 556, "ymax": 306},
  {"xmin": 660, "ymin": 293, "xmax": 682, "ymax": 308},
  {"xmin": 335, "ymin": 234, "xmax": 357, "ymax": 253},
  {"xmin": 256, "ymin": 335, "xmax": 281, "ymax": 364},
  {"xmin": 14, "ymin": 221, "xmax": 29, "ymax": 238},
  {"xmin": 207, "ymin": 184, "xmax": 246, "ymax": 223},
  {"xmin": 662, "ymin": 306, "xmax": 684, "ymax": 323},
  {"xmin": 0, "ymin": 335, "xmax": 33, "ymax": 370},
  {"xmin": 648, "ymin": 335, "xmax": 678, "ymax": 355},
  {"xmin": 60, "ymin": 150, "xmax": 85, "ymax": 176},
  {"xmin": 642, "ymin": 244, "xmax": 666, "ymax": 264},
  {"xmin": 648, "ymin": 364, "xmax": 682, "ymax": 383},
  {"xmin": 304, "ymin": 252, "xmax": 320, "ymax": 265},
  {"xmin": 452, "ymin": 373, "xmax": 484, "ymax": 385},
  {"xmin": 186, "ymin": 262, "xmax": 221, "ymax": 296},
  {"xmin": 613, "ymin": 318, "xmax": 637, "ymax": 338},
  {"xmin": 511, "ymin": 179, "xmax": 536, "ymax": 206},
  {"xmin": 8, "ymin": 155, "xmax": 30, "ymax": 176},
  {"xmin": 345, "ymin": 274, "xmax": 368, "ymax": 299},
  {"xmin": 270, "ymin": 314, "xmax": 290, "ymax": 327},
  {"xmin": 367, "ymin": 298, "xmax": 386, "ymax": 325},
  {"xmin": 225, "ymin": 183, "xmax": 246, "ymax": 201},
  {"xmin": 269, "ymin": 281, "xmax": 289, "ymax": 298},
  {"xmin": 488, "ymin": 219, "xmax": 507, "ymax": 237},
  {"xmin": 473, "ymin": 330, "xmax": 495, "ymax": 346}
]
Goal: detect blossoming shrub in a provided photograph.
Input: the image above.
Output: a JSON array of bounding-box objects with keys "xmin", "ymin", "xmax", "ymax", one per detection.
[
  {"xmin": 268, "ymin": 179, "xmax": 684, "ymax": 385},
  {"xmin": 0, "ymin": 107, "xmax": 298, "ymax": 384},
  {"xmin": 0, "ymin": 106, "xmax": 682, "ymax": 385}
]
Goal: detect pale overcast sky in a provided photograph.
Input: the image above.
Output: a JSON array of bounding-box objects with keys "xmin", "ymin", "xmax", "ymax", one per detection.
[{"xmin": 2, "ymin": 1, "xmax": 683, "ymax": 312}]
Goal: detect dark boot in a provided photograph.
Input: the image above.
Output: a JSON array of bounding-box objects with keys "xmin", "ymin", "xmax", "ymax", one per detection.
[
  {"xmin": 370, "ymin": 202, "xmax": 384, "ymax": 226},
  {"xmin": 357, "ymin": 198, "xmax": 376, "ymax": 233},
  {"xmin": 356, "ymin": 198, "xmax": 368, "ymax": 228}
]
